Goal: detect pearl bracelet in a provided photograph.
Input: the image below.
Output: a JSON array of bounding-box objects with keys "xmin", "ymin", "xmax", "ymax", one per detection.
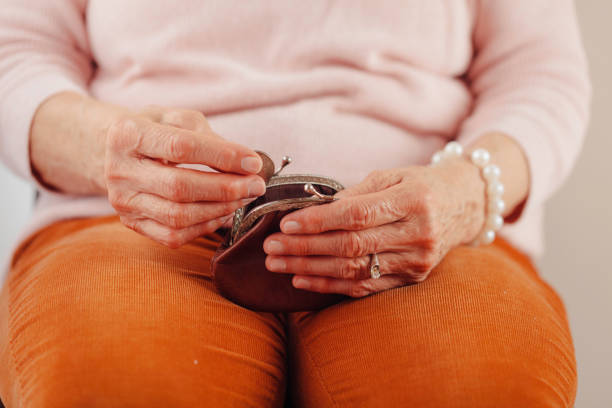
[{"xmin": 429, "ymin": 141, "xmax": 505, "ymax": 246}]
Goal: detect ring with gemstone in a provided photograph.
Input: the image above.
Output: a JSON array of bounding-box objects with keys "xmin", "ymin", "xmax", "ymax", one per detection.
[{"xmin": 369, "ymin": 253, "xmax": 380, "ymax": 279}]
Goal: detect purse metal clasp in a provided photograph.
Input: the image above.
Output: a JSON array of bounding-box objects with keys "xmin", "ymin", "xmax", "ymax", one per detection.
[
  {"xmin": 273, "ymin": 156, "xmax": 292, "ymax": 176},
  {"xmin": 303, "ymin": 183, "xmax": 337, "ymax": 202}
]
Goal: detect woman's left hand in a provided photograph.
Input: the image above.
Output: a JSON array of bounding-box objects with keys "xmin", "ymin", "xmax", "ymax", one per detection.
[{"xmin": 263, "ymin": 158, "xmax": 487, "ymax": 298}]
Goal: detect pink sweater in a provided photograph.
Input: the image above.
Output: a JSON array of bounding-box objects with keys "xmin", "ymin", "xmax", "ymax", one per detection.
[{"xmin": 0, "ymin": 0, "xmax": 590, "ymax": 266}]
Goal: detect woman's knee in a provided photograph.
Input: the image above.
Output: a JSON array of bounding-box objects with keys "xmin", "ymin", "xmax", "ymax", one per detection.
[
  {"xmin": 0, "ymin": 220, "xmax": 288, "ymax": 407},
  {"xmin": 288, "ymin": 241, "xmax": 576, "ymax": 407}
]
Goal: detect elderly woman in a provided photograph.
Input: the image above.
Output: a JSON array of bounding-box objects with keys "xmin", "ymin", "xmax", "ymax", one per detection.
[{"xmin": 0, "ymin": 0, "xmax": 589, "ymax": 407}]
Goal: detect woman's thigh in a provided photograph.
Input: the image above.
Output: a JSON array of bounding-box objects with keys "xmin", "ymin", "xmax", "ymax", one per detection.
[
  {"xmin": 0, "ymin": 217, "xmax": 287, "ymax": 408},
  {"xmin": 286, "ymin": 238, "xmax": 576, "ymax": 408}
]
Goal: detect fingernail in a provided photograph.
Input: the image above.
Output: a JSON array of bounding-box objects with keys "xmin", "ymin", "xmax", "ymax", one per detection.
[
  {"xmin": 268, "ymin": 258, "xmax": 286, "ymax": 272},
  {"xmin": 282, "ymin": 221, "xmax": 301, "ymax": 233},
  {"xmin": 247, "ymin": 179, "xmax": 266, "ymax": 197},
  {"xmin": 293, "ymin": 277, "xmax": 310, "ymax": 289},
  {"xmin": 241, "ymin": 156, "xmax": 262, "ymax": 173},
  {"xmin": 265, "ymin": 240, "xmax": 284, "ymax": 254}
]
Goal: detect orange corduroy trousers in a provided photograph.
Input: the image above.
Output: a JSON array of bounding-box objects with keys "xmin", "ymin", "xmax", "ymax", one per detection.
[{"xmin": 0, "ymin": 216, "xmax": 576, "ymax": 407}]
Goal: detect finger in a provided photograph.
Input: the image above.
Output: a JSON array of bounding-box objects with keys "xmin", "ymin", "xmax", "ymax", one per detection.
[
  {"xmin": 266, "ymin": 251, "xmax": 427, "ymax": 281},
  {"xmin": 115, "ymin": 158, "xmax": 266, "ymax": 202},
  {"xmin": 291, "ymin": 273, "xmax": 409, "ymax": 298},
  {"xmin": 265, "ymin": 222, "xmax": 429, "ymax": 257},
  {"xmin": 109, "ymin": 116, "xmax": 262, "ymax": 174},
  {"xmin": 333, "ymin": 169, "xmax": 403, "ymax": 199},
  {"xmin": 139, "ymin": 105, "xmax": 213, "ymax": 134},
  {"xmin": 116, "ymin": 192, "xmax": 255, "ymax": 229},
  {"xmin": 280, "ymin": 185, "xmax": 406, "ymax": 234},
  {"xmin": 266, "ymin": 255, "xmax": 371, "ymax": 280},
  {"xmin": 160, "ymin": 110, "xmax": 212, "ymax": 133},
  {"xmin": 120, "ymin": 214, "xmax": 232, "ymax": 249},
  {"xmin": 137, "ymin": 105, "xmax": 165, "ymax": 123},
  {"xmin": 264, "ymin": 229, "xmax": 379, "ymax": 257}
]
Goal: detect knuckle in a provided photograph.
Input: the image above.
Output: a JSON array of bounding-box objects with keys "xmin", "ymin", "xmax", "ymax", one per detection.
[
  {"xmin": 166, "ymin": 173, "xmax": 190, "ymax": 201},
  {"xmin": 367, "ymin": 169, "xmax": 386, "ymax": 182},
  {"xmin": 103, "ymin": 159, "xmax": 122, "ymax": 182},
  {"xmin": 108, "ymin": 190, "xmax": 131, "ymax": 213},
  {"xmin": 412, "ymin": 254, "xmax": 435, "ymax": 274},
  {"xmin": 167, "ymin": 133, "xmax": 194, "ymax": 162},
  {"xmin": 349, "ymin": 281, "xmax": 372, "ymax": 298},
  {"xmin": 367, "ymin": 168, "xmax": 400, "ymax": 186},
  {"xmin": 342, "ymin": 232, "xmax": 366, "ymax": 257},
  {"xmin": 422, "ymin": 234, "xmax": 437, "ymax": 252},
  {"xmin": 292, "ymin": 239, "xmax": 308, "ymax": 255},
  {"xmin": 219, "ymin": 180, "xmax": 242, "ymax": 201},
  {"xmin": 288, "ymin": 237, "xmax": 311, "ymax": 255},
  {"xmin": 160, "ymin": 228, "xmax": 183, "ymax": 249},
  {"xmin": 213, "ymin": 147, "xmax": 237, "ymax": 169},
  {"xmin": 107, "ymin": 117, "xmax": 138, "ymax": 151},
  {"xmin": 409, "ymin": 186, "xmax": 439, "ymax": 244},
  {"xmin": 186, "ymin": 110, "xmax": 206, "ymax": 124},
  {"xmin": 411, "ymin": 262, "xmax": 428, "ymax": 274},
  {"xmin": 166, "ymin": 203, "xmax": 189, "ymax": 229},
  {"xmin": 411, "ymin": 272, "xmax": 428, "ymax": 283},
  {"xmin": 138, "ymin": 105, "xmax": 163, "ymax": 123},
  {"xmin": 346, "ymin": 203, "xmax": 372, "ymax": 229},
  {"xmin": 421, "ymin": 251, "xmax": 438, "ymax": 270},
  {"xmin": 142, "ymin": 104, "xmax": 163, "ymax": 113},
  {"xmin": 419, "ymin": 218, "xmax": 438, "ymax": 251},
  {"xmin": 165, "ymin": 110, "xmax": 206, "ymax": 129},
  {"xmin": 161, "ymin": 110, "xmax": 182, "ymax": 125},
  {"xmin": 107, "ymin": 189, "xmax": 121, "ymax": 207},
  {"xmin": 413, "ymin": 183, "xmax": 435, "ymax": 211},
  {"xmin": 339, "ymin": 258, "xmax": 363, "ymax": 280},
  {"xmin": 309, "ymin": 214, "xmax": 325, "ymax": 232}
]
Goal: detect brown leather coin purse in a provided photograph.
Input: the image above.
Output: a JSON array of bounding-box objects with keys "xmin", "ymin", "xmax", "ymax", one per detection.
[{"xmin": 211, "ymin": 151, "xmax": 350, "ymax": 312}]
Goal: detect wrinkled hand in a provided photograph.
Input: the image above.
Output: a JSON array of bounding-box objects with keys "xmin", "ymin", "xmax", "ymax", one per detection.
[
  {"xmin": 263, "ymin": 160, "xmax": 486, "ymax": 298},
  {"xmin": 105, "ymin": 106, "xmax": 266, "ymax": 248}
]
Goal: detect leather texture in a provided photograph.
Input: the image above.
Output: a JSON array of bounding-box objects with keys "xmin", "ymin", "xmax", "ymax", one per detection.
[{"xmin": 211, "ymin": 182, "xmax": 349, "ymax": 312}]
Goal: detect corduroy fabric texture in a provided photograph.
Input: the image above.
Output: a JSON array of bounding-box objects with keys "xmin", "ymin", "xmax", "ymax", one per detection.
[{"xmin": 0, "ymin": 216, "xmax": 576, "ymax": 407}]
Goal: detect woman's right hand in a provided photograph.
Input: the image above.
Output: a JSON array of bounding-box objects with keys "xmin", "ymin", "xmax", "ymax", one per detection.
[{"xmin": 104, "ymin": 106, "xmax": 266, "ymax": 248}]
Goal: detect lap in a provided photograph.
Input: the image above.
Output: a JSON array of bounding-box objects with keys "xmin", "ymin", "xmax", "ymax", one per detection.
[
  {"xmin": 0, "ymin": 216, "xmax": 287, "ymax": 408},
  {"xmin": 0, "ymin": 216, "xmax": 577, "ymax": 407},
  {"xmin": 287, "ymin": 239, "xmax": 576, "ymax": 408}
]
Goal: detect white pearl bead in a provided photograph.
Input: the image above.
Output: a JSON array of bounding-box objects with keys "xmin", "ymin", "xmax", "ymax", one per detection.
[
  {"xmin": 481, "ymin": 230, "xmax": 496, "ymax": 245},
  {"xmin": 489, "ymin": 198, "xmax": 506, "ymax": 214},
  {"xmin": 487, "ymin": 181, "xmax": 505, "ymax": 197},
  {"xmin": 487, "ymin": 214, "xmax": 504, "ymax": 231},
  {"xmin": 430, "ymin": 151, "xmax": 443, "ymax": 165},
  {"xmin": 483, "ymin": 164, "xmax": 501, "ymax": 182},
  {"xmin": 444, "ymin": 141, "xmax": 463, "ymax": 157},
  {"xmin": 470, "ymin": 148, "xmax": 490, "ymax": 168}
]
